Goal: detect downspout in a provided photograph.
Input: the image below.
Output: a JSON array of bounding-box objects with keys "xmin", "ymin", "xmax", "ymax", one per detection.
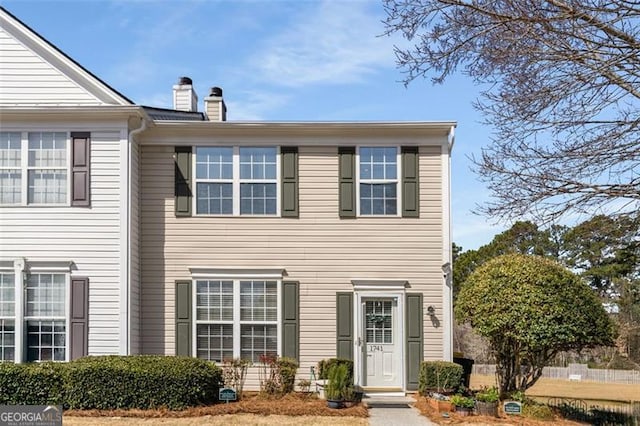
[
  {"xmin": 443, "ymin": 125, "xmax": 455, "ymax": 361},
  {"xmin": 125, "ymin": 117, "xmax": 147, "ymax": 355}
]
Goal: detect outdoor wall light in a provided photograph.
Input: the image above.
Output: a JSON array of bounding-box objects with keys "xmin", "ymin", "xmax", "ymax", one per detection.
[{"xmin": 427, "ymin": 305, "xmax": 436, "ymax": 316}]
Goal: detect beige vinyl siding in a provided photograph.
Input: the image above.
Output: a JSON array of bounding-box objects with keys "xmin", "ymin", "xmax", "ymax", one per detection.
[
  {"xmin": 0, "ymin": 130, "xmax": 123, "ymax": 354},
  {"xmin": 140, "ymin": 143, "xmax": 444, "ymax": 387},
  {"xmin": 0, "ymin": 27, "xmax": 103, "ymax": 106}
]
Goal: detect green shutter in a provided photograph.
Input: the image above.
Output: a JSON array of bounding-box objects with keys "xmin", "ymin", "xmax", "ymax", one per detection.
[
  {"xmin": 338, "ymin": 147, "xmax": 356, "ymax": 218},
  {"xmin": 175, "ymin": 147, "xmax": 192, "ymax": 216},
  {"xmin": 282, "ymin": 281, "xmax": 299, "ymax": 360},
  {"xmin": 402, "ymin": 146, "xmax": 420, "ymax": 217},
  {"xmin": 175, "ymin": 280, "xmax": 192, "ymax": 356},
  {"xmin": 281, "ymin": 147, "xmax": 299, "ymax": 217},
  {"xmin": 406, "ymin": 293, "xmax": 423, "ymax": 390},
  {"xmin": 336, "ymin": 292, "xmax": 354, "ymax": 360}
]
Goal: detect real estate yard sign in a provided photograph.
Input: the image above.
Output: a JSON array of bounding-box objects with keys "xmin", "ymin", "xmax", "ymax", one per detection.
[
  {"xmin": 504, "ymin": 401, "xmax": 522, "ymax": 415},
  {"xmin": 219, "ymin": 388, "xmax": 237, "ymax": 404}
]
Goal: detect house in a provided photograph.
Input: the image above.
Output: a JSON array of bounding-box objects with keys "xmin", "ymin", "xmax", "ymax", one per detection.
[{"xmin": 0, "ymin": 7, "xmax": 454, "ymax": 393}]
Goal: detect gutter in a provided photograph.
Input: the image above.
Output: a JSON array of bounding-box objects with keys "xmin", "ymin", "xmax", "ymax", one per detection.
[{"xmin": 124, "ymin": 117, "xmax": 148, "ymax": 354}]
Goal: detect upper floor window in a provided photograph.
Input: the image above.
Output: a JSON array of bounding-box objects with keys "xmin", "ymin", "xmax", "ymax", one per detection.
[
  {"xmin": 358, "ymin": 147, "xmax": 399, "ymax": 215},
  {"xmin": 195, "ymin": 146, "xmax": 279, "ymax": 216},
  {"xmin": 0, "ymin": 132, "xmax": 68, "ymax": 205}
]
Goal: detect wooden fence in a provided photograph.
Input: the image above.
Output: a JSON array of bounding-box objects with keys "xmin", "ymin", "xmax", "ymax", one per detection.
[{"xmin": 472, "ymin": 364, "xmax": 640, "ymax": 385}]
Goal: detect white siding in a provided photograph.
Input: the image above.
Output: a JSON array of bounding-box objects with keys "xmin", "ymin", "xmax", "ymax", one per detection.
[
  {"xmin": 0, "ymin": 130, "xmax": 123, "ymax": 354},
  {"xmin": 0, "ymin": 28, "xmax": 103, "ymax": 106},
  {"xmin": 140, "ymin": 143, "xmax": 446, "ymax": 385}
]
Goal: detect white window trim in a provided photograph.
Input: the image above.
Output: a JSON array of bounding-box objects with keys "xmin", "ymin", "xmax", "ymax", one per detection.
[
  {"xmin": 193, "ymin": 146, "xmax": 281, "ymax": 217},
  {"xmin": 0, "ymin": 271, "xmax": 16, "ymax": 362},
  {"xmin": 0, "ymin": 259, "xmax": 71, "ymax": 363},
  {"xmin": 191, "ymin": 273, "xmax": 282, "ymax": 363},
  {"xmin": 0, "ymin": 131, "xmax": 71, "ymax": 207},
  {"xmin": 355, "ymin": 146, "xmax": 402, "ymax": 217},
  {"xmin": 23, "ymin": 272, "xmax": 70, "ymax": 363}
]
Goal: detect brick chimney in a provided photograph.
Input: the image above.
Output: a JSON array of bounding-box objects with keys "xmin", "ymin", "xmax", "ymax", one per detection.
[
  {"xmin": 204, "ymin": 87, "xmax": 227, "ymax": 121},
  {"xmin": 172, "ymin": 77, "xmax": 198, "ymax": 112}
]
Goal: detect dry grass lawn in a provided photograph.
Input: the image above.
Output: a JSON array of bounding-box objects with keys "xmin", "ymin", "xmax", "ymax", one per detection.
[
  {"xmin": 471, "ymin": 374, "xmax": 640, "ymax": 402},
  {"xmin": 63, "ymin": 414, "xmax": 367, "ymax": 425}
]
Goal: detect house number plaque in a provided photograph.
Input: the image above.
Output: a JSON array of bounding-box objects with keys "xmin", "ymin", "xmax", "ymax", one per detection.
[{"xmin": 368, "ymin": 345, "xmax": 383, "ymax": 352}]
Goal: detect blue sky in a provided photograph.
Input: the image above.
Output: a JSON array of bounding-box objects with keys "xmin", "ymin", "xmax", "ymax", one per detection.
[{"xmin": 4, "ymin": 0, "xmax": 506, "ymax": 250}]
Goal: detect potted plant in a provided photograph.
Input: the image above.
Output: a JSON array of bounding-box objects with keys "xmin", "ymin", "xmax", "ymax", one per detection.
[
  {"xmin": 475, "ymin": 386, "xmax": 499, "ymax": 417},
  {"xmin": 451, "ymin": 395, "xmax": 475, "ymax": 416},
  {"xmin": 427, "ymin": 392, "xmax": 453, "ymax": 412},
  {"xmin": 325, "ymin": 363, "xmax": 350, "ymax": 408}
]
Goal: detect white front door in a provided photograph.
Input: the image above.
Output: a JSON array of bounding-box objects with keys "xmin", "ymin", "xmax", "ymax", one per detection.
[{"xmin": 362, "ymin": 297, "xmax": 402, "ymax": 387}]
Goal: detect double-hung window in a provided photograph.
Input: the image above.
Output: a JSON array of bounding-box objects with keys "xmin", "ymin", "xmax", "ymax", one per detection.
[
  {"xmin": 0, "ymin": 266, "xmax": 70, "ymax": 363},
  {"xmin": 196, "ymin": 148, "xmax": 233, "ymax": 215},
  {"xmin": 194, "ymin": 146, "xmax": 278, "ymax": 216},
  {"xmin": 0, "ymin": 273, "xmax": 15, "ymax": 362},
  {"xmin": 358, "ymin": 147, "xmax": 400, "ymax": 215},
  {"xmin": 25, "ymin": 273, "xmax": 67, "ymax": 362},
  {"xmin": 0, "ymin": 132, "xmax": 68, "ymax": 205},
  {"xmin": 195, "ymin": 279, "xmax": 279, "ymax": 363}
]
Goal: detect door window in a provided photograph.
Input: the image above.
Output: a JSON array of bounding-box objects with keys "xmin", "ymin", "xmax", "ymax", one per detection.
[{"xmin": 365, "ymin": 300, "xmax": 392, "ymax": 344}]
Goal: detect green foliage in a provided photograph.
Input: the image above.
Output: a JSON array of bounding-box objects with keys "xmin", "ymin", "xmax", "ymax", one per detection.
[
  {"xmin": 0, "ymin": 356, "xmax": 222, "ymax": 410},
  {"xmin": 418, "ymin": 361, "xmax": 463, "ymax": 394},
  {"xmin": 66, "ymin": 355, "xmax": 222, "ymax": 409},
  {"xmin": 474, "ymin": 386, "xmax": 499, "ymax": 403},
  {"xmin": 325, "ymin": 363, "xmax": 350, "ymax": 400},
  {"xmin": 277, "ymin": 357, "xmax": 298, "ymax": 394},
  {"xmin": 453, "ymin": 221, "xmax": 562, "ymax": 299},
  {"xmin": 456, "ymin": 254, "xmax": 616, "ymax": 394},
  {"xmin": 258, "ymin": 354, "xmax": 298, "ymax": 396},
  {"xmin": 451, "ymin": 394, "xmax": 475, "ymax": 408},
  {"xmin": 0, "ymin": 362, "xmax": 67, "ymax": 405},
  {"xmin": 317, "ymin": 358, "xmax": 354, "ymax": 383}
]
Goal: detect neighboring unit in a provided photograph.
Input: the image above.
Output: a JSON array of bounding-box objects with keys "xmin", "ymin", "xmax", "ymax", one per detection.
[
  {"xmin": 0, "ymin": 7, "xmax": 143, "ymax": 361},
  {"xmin": 0, "ymin": 7, "xmax": 454, "ymax": 393}
]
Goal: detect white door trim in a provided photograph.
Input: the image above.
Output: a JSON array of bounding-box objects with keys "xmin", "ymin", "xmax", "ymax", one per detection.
[{"xmin": 353, "ymin": 289, "xmax": 405, "ymax": 390}]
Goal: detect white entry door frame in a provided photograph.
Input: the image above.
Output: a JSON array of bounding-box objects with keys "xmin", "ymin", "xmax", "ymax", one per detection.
[{"xmin": 352, "ymin": 280, "xmax": 407, "ymax": 390}]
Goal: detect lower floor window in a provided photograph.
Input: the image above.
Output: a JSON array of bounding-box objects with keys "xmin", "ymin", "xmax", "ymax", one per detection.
[
  {"xmin": 0, "ymin": 271, "xmax": 67, "ymax": 362},
  {"xmin": 0, "ymin": 320, "xmax": 14, "ymax": 361},
  {"xmin": 27, "ymin": 320, "xmax": 66, "ymax": 362},
  {"xmin": 195, "ymin": 279, "xmax": 279, "ymax": 363}
]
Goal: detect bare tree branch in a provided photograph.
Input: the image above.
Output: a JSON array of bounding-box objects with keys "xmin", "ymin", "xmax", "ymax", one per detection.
[{"xmin": 383, "ymin": 0, "xmax": 640, "ymax": 222}]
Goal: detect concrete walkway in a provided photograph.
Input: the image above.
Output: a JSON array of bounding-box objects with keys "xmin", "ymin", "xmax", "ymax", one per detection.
[{"xmin": 366, "ymin": 395, "xmax": 437, "ymax": 426}]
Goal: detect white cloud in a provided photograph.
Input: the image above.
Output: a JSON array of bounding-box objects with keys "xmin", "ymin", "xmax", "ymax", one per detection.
[
  {"xmin": 225, "ymin": 90, "xmax": 291, "ymax": 121},
  {"xmin": 251, "ymin": 1, "xmax": 400, "ymax": 87}
]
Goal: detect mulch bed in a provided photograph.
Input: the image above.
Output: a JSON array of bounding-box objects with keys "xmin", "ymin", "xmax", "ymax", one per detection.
[
  {"xmin": 412, "ymin": 395, "xmax": 582, "ymax": 425},
  {"xmin": 65, "ymin": 393, "xmax": 368, "ymax": 418}
]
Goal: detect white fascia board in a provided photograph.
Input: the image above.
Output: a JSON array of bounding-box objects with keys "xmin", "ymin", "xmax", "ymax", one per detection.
[{"xmin": 189, "ymin": 268, "xmax": 287, "ymax": 280}]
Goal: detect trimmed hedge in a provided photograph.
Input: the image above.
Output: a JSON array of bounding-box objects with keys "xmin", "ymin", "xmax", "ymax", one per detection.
[
  {"xmin": 0, "ymin": 362, "xmax": 67, "ymax": 405},
  {"xmin": 317, "ymin": 358, "xmax": 353, "ymax": 384},
  {"xmin": 418, "ymin": 361, "xmax": 463, "ymax": 395},
  {"xmin": 0, "ymin": 356, "xmax": 222, "ymax": 410}
]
